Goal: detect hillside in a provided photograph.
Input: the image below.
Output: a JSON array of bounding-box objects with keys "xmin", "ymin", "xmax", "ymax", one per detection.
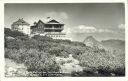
[
  {"xmin": 101, "ymin": 39, "xmax": 125, "ymax": 51},
  {"xmin": 83, "ymin": 36, "xmax": 125, "ymax": 52},
  {"xmin": 4, "ymin": 29, "xmax": 125, "ymax": 77},
  {"xmin": 83, "ymin": 36, "xmax": 105, "ymax": 49}
]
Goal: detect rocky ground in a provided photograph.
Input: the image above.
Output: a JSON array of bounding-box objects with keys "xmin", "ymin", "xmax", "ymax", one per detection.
[
  {"xmin": 56, "ymin": 54, "xmax": 83, "ymax": 73},
  {"xmin": 5, "ymin": 54, "xmax": 83, "ymax": 77},
  {"xmin": 5, "ymin": 58, "xmax": 29, "ymax": 77}
]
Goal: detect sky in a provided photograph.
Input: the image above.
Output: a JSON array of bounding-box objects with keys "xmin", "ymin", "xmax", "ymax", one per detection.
[{"xmin": 4, "ymin": 3, "xmax": 125, "ymax": 42}]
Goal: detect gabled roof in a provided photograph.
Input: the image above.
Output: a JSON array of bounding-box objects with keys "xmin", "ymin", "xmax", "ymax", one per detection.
[
  {"xmin": 12, "ymin": 18, "xmax": 30, "ymax": 26},
  {"xmin": 31, "ymin": 20, "xmax": 45, "ymax": 29},
  {"xmin": 46, "ymin": 19, "xmax": 64, "ymax": 25},
  {"xmin": 47, "ymin": 19, "xmax": 60, "ymax": 23},
  {"xmin": 38, "ymin": 20, "xmax": 44, "ymax": 24}
]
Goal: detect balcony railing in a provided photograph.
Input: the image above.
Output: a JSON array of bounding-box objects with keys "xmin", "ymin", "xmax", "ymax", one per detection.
[
  {"xmin": 46, "ymin": 32, "xmax": 64, "ymax": 34},
  {"xmin": 44, "ymin": 27, "xmax": 63, "ymax": 30}
]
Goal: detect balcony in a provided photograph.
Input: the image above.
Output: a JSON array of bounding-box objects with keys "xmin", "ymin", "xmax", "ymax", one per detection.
[{"xmin": 44, "ymin": 27, "xmax": 63, "ymax": 30}]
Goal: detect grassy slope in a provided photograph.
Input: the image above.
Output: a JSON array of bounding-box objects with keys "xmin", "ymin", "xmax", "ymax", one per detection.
[{"xmin": 4, "ymin": 28, "xmax": 125, "ymax": 76}]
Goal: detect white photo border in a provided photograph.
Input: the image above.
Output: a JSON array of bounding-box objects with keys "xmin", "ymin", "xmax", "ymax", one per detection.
[{"xmin": 0, "ymin": 0, "xmax": 127, "ymax": 81}]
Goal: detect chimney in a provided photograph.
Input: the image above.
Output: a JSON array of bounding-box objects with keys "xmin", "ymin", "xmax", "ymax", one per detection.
[
  {"xmin": 47, "ymin": 17, "xmax": 50, "ymax": 19},
  {"xmin": 46, "ymin": 17, "xmax": 52, "ymax": 22}
]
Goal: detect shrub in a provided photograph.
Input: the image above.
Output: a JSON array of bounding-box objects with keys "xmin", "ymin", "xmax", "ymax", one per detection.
[
  {"xmin": 71, "ymin": 68, "xmax": 97, "ymax": 77},
  {"xmin": 4, "ymin": 28, "xmax": 25, "ymax": 37},
  {"xmin": 74, "ymin": 48, "xmax": 125, "ymax": 76},
  {"xmin": 5, "ymin": 48, "xmax": 60, "ymax": 77},
  {"xmin": 113, "ymin": 66, "xmax": 125, "ymax": 76},
  {"xmin": 32, "ymin": 35, "xmax": 53, "ymax": 42},
  {"xmin": 5, "ymin": 34, "xmax": 125, "ymax": 76},
  {"xmin": 48, "ymin": 47, "xmax": 62, "ymax": 56}
]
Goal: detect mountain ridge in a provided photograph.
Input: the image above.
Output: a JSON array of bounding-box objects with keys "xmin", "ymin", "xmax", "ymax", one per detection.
[
  {"xmin": 83, "ymin": 36, "xmax": 125, "ymax": 51},
  {"xmin": 83, "ymin": 36, "xmax": 105, "ymax": 49}
]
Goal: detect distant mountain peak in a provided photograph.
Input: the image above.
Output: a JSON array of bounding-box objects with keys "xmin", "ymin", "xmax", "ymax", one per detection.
[
  {"xmin": 83, "ymin": 36, "xmax": 99, "ymax": 44},
  {"xmin": 85, "ymin": 36, "xmax": 96, "ymax": 41},
  {"xmin": 83, "ymin": 36, "xmax": 104, "ymax": 49}
]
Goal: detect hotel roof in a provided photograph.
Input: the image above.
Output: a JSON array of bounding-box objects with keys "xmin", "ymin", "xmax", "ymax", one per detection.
[
  {"xmin": 12, "ymin": 18, "xmax": 30, "ymax": 26},
  {"xmin": 45, "ymin": 19, "xmax": 64, "ymax": 25}
]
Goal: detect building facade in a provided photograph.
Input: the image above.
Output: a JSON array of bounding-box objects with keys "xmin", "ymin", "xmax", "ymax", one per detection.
[
  {"xmin": 11, "ymin": 18, "xmax": 31, "ymax": 35},
  {"xmin": 11, "ymin": 18, "xmax": 66, "ymax": 39},
  {"xmin": 31, "ymin": 19, "xmax": 66, "ymax": 39}
]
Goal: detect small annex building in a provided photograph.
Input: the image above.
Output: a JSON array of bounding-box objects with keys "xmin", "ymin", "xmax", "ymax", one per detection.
[{"xmin": 11, "ymin": 18, "xmax": 31, "ymax": 35}]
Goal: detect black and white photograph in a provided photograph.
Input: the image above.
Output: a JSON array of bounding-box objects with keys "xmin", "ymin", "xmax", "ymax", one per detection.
[{"xmin": 4, "ymin": 3, "xmax": 125, "ymax": 77}]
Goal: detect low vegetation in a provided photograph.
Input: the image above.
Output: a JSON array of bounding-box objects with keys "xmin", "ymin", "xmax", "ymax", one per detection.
[{"xmin": 4, "ymin": 28, "xmax": 125, "ymax": 77}]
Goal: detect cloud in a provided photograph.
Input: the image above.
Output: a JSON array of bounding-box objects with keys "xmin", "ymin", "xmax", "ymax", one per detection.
[
  {"xmin": 118, "ymin": 24, "xmax": 125, "ymax": 30},
  {"xmin": 98, "ymin": 29, "xmax": 114, "ymax": 33},
  {"xmin": 44, "ymin": 11, "xmax": 68, "ymax": 20},
  {"xmin": 66, "ymin": 25, "xmax": 115, "ymax": 34},
  {"xmin": 77, "ymin": 25, "xmax": 97, "ymax": 33}
]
